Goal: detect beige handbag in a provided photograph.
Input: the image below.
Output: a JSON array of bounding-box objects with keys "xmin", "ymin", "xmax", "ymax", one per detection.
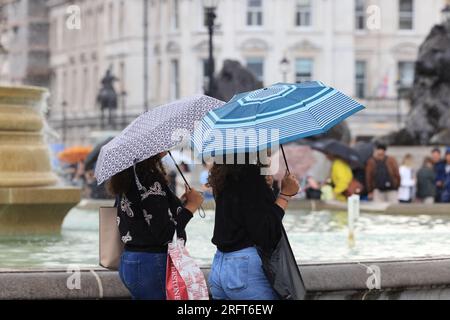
[{"xmin": 99, "ymin": 206, "xmax": 124, "ymax": 270}]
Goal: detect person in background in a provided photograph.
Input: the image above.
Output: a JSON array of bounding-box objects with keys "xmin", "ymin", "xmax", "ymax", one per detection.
[
  {"xmin": 71, "ymin": 161, "xmax": 86, "ymax": 187},
  {"xmin": 438, "ymin": 148, "xmax": 450, "ymax": 203},
  {"xmin": 398, "ymin": 154, "xmax": 415, "ymax": 203},
  {"xmin": 416, "ymin": 157, "xmax": 436, "ymax": 204},
  {"xmin": 320, "ymin": 178, "xmax": 334, "ymax": 201},
  {"xmin": 305, "ymin": 176, "xmax": 322, "ymax": 200},
  {"xmin": 326, "ymin": 153, "xmax": 353, "ymax": 202},
  {"xmin": 167, "ymin": 170, "xmax": 177, "ymax": 194},
  {"xmin": 432, "ymin": 148, "xmax": 445, "ymax": 203},
  {"xmin": 366, "ymin": 143, "xmax": 400, "ymax": 203},
  {"xmin": 199, "ymin": 161, "xmax": 214, "ymax": 200},
  {"xmin": 173, "ymin": 162, "xmax": 191, "ymax": 197}
]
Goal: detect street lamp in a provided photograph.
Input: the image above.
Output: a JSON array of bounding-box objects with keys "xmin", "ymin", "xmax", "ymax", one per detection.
[
  {"xmin": 120, "ymin": 90, "xmax": 127, "ymax": 128},
  {"xmin": 202, "ymin": 0, "xmax": 219, "ymax": 97},
  {"xmin": 279, "ymin": 57, "xmax": 290, "ymax": 83}
]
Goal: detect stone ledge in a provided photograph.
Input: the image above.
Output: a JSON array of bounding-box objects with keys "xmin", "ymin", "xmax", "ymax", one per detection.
[{"xmin": 2, "ymin": 257, "xmax": 450, "ymax": 300}]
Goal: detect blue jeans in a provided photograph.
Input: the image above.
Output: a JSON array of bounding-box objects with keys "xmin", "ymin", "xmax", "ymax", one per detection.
[
  {"xmin": 208, "ymin": 247, "xmax": 279, "ymax": 300},
  {"xmin": 118, "ymin": 251, "xmax": 167, "ymax": 300}
]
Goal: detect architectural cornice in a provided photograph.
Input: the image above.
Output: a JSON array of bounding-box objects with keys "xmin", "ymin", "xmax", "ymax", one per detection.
[{"xmin": 289, "ymin": 39, "xmax": 321, "ymax": 52}]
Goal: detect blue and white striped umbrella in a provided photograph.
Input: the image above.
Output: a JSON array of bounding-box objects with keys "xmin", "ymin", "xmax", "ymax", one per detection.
[{"xmin": 193, "ymin": 81, "xmax": 364, "ymax": 157}]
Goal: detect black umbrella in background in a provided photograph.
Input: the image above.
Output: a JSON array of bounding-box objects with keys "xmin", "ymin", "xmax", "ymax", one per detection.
[
  {"xmin": 353, "ymin": 141, "xmax": 375, "ymax": 165},
  {"xmin": 85, "ymin": 136, "xmax": 114, "ymax": 171},
  {"xmin": 311, "ymin": 139, "xmax": 363, "ymax": 169}
]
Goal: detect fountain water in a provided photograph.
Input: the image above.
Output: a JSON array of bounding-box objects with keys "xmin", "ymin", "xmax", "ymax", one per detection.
[{"xmin": 0, "ymin": 86, "xmax": 81, "ymax": 235}]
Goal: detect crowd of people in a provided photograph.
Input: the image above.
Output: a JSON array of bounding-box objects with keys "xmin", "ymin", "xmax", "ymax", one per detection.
[{"xmin": 305, "ymin": 144, "xmax": 450, "ymax": 204}]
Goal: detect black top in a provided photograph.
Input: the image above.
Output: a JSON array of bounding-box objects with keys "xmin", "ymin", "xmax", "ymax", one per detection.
[
  {"xmin": 417, "ymin": 166, "xmax": 436, "ymax": 199},
  {"xmin": 117, "ymin": 176, "xmax": 192, "ymax": 253},
  {"xmin": 212, "ymin": 166, "xmax": 285, "ymax": 253}
]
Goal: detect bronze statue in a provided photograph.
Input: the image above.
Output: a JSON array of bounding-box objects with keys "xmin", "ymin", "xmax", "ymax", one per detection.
[{"xmin": 97, "ymin": 66, "xmax": 118, "ymax": 129}]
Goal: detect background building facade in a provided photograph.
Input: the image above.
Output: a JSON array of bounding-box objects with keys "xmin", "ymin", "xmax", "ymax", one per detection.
[
  {"xmin": 0, "ymin": 0, "xmax": 50, "ymax": 87},
  {"xmin": 0, "ymin": 0, "xmax": 447, "ymax": 144},
  {"xmin": 47, "ymin": 0, "xmax": 147, "ymax": 144}
]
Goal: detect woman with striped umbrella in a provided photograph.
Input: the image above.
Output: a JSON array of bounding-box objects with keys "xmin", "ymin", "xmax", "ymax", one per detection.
[{"xmin": 195, "ymin": 81, "xmax": 364, "ymax": 300}]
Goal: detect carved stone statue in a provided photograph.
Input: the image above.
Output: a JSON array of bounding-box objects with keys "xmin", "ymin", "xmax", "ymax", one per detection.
[
  {"xmin": 210, "ymin": 59, "xmax": 262, "ymax": 102},
  {"xmin": 385, "ymin": 12, "xmax": 450, "ymax": 145}
]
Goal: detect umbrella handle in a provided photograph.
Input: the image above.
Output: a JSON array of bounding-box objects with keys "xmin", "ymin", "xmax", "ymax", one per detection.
[
  {"xmin": 168, "ymin": 151, "xmax": 206, "ymax": 218},
  {"xmin": 280, "ymin": 144, "xmax": 291, "ymax": 175}
]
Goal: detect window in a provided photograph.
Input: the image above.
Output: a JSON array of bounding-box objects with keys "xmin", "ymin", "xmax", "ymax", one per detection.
[
  {"xmin": 246, "ymin": 58, "xmax": 264, "ymax": 84},
  {"xmin": 295, "ymin": 59, "xmax": 313, "ymax": 83},
  {"xmin": 172, "ymin": 0, "xmax": 179, "ymax": 30},
  {"xmin": 247, "ymin": 0, "xmax": 263, "ymax": 26},
  {"xmin": 355, "ymin": 0, "xmax": 366, "ymax": 30},
  {"xmin": 355, "ymin": 61, "xmax": 367, "ymax": 99},
  {"xmin": 399, "ymin": 0, "xmax": 413, "ymax": 30},
  {"xmin": 170, "ymin": 59, "xmax": 180, "ymax": 100},
  {"xmin": 296, "ymin": 0, "xmax": 312, "ymax": 27},
  {"xmin": 398, "ymin": 61, "xmax": 415, "ymax": 88}
]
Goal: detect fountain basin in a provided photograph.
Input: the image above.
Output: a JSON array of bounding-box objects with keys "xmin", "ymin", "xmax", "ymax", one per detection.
[{"xmin": 0, "ymin": 186, "xmax": 81, "ymax": 235}]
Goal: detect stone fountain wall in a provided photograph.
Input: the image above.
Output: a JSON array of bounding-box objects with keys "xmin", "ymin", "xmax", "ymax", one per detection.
[{"xmin": 0, "ymin": 86, "xmax": 81, "ymax": 235}]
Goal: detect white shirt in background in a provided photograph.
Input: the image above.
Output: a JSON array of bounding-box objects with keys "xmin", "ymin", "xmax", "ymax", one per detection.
[{"xmin": 398, "ymin": 165, "xmax": 415, "ymax": 202}]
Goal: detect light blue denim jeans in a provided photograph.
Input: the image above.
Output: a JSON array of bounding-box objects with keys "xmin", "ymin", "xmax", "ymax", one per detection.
[{"xmin": 208, "ymin": 247, "xmax": 279, "ymax": 300}]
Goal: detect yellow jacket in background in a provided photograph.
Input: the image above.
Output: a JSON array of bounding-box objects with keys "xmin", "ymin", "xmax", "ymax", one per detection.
[{"xmin": 331, "ymin": 158, "xmax": 353, "ymax": 202}]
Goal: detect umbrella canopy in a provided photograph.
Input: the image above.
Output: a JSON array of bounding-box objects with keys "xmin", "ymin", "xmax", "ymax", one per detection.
[
  {"xmin": 95, "ymin": 95, "xmax": 225, "ymax": 185},
  {"xmin": 311, "ymin": 139, "xmax": 362, "ymax": 169},
  {"xmin": 85, "ymin": 136, "xmax": 114, "ymax": 171},
  {"xmin": 193, "ymin": 81, "xmax": 364, "ymax": 157},
  {"xmin": 353, "ymin": 141, "xmax": 375, "ymax": 164},
  {"xmin": 58, "ymin": 146, "xmax": 93, "ymax": 164}
]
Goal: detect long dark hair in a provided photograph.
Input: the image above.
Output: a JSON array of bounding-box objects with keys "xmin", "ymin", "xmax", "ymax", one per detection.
[
  {"xmin": 106, "ymin": 154, "xmax": 167, "ymax": 196},
  {"xmin": 208, "ymin": 153, "xmax": 269, "ymax": 196}
]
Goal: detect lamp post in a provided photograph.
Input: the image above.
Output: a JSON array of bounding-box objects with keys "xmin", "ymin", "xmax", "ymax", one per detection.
[
  {"xmin": 202, "ymin": 0, "xmax": 219, "ymax": 97},
  {"xmin": 120, "ymin": 90, "xmax": 127, "ymax": 128},
  {"xmin": 279, "ymin": 57, "xmax": 290, "ymax": 83},
  {"xmin": 143, "ymin": 0, "xmax": 149, "ymax": 112}
]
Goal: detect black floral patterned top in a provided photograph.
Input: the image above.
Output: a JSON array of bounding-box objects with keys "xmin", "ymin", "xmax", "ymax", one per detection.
[{"xmin": 117, "ymin": 175, "xmax": 193, "ymax": 253}]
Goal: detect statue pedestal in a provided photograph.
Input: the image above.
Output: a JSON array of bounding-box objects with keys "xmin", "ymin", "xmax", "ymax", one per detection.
[
  {"xmin": 0, "ymin": 85, "xmax": 81, "ymax": 235},
  {"xmin": 0, "ymin": 187, "xmax": 81, "ymax": 235}
]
